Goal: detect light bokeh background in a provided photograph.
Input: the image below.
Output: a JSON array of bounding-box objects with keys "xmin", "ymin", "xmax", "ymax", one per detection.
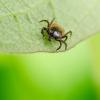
[{"xmin": 0, "ymin": 33, "xmax": 100, "ymax": 100}]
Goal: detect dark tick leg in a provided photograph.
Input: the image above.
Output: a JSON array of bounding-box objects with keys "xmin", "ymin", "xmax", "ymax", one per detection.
[
  {"xmin": 41, "ymin": 27, "xmax": 48, "ymax": 37},
  {"xmin": 61, "ymin": 35, "xmax": 68, "ymax": 42},
  {"xmin": 61, "ymin": 30, "xmax": 72, "ymax": 41},
  {"xmin": 39, "ymin": 20, "xmax": 49, "ymax": 27},
  {"xmin": 56, "ymin": 40, "xmax": 62, "ymax": 51},
  {"xmin": 65, "ymin": 30, "xmax": 72, "ymax": 37},
  {"xmin": 61, "ymin": 40, "xmax": 67, "ymax": 50},
  {"xmin": 49, "ymin": 18, "xmax": 55, "ymax": 26}
]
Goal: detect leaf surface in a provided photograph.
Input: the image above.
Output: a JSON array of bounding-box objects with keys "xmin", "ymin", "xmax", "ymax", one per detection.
[{"xmin": 0, "ymin": 0, "xmax": 100, "ymax": 53}]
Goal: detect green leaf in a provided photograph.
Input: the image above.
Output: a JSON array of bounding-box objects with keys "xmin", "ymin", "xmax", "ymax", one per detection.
[{"xmin": 0, "ymin": 0, "xmax": 100, "ymax": 53}]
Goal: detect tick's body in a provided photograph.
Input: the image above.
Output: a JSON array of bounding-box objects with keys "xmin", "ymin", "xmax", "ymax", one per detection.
[
  {"xmin": 40, "ymin": 18, "xmax": 72, "ymax": 50},
  {"xmin": 49, "ymin": 22, "xmax": 65, "ymax": 38}
]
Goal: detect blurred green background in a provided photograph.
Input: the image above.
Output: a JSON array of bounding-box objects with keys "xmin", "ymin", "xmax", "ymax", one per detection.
[{"xmin": 0, "ymin": 33, "xmax": 100, "ymax": 100}]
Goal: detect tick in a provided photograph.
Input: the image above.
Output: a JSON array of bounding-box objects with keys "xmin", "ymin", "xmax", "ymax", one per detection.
[{"xmin": 40, "ymin": 18, "xmax": 72, "ymax": 50}]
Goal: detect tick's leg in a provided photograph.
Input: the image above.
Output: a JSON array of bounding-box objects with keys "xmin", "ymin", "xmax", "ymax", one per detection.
[
  {"xmin": 65, "ymin": 30, "xmax": 72, "ymax": 37},
  {"xmin": 61, "ymin": 35, "xmax": 68, "ymax": 42},
  {"xmin": 56, "ymin": 40, "xmax": 62, "ymax": 51},
  {"xmin": 41, "ymin": 27, "xmax": 48, "ymax": 37},
  {"xmin": 61, "ymin": 40, "xmax": 67, "ymax": 50},
  {"xmin": 39, "ymin": 20, "xmax": 49, "ymax": 27},
  {"xmin": 61, "ymin": 30, "xmax": 72, "ymax": 41},
  {"xmin": 49, "ymin": 18, "xmax": 55, "ymax": 26}
]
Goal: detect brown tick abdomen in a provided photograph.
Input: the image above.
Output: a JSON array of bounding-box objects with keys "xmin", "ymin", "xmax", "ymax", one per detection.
[{"xmin": 49, "ymin": 22, "xmax": 65, "ymax": 35}]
